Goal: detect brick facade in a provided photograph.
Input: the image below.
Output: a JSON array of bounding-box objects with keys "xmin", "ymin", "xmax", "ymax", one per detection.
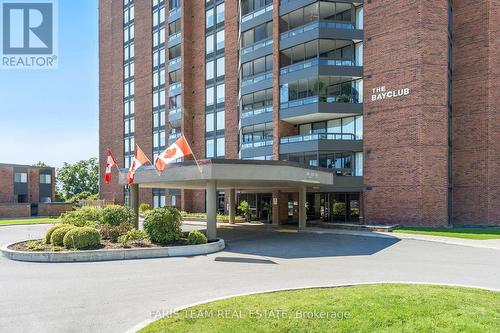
[
  {"xmin": 452, "ymin": 0, "xmax": 500, "ymax": 226},
  {"xmin": 99, "ymin": 0, "xmax": 125, "ymax": 204},
  {"xmin": 363, "ymin": 0, "xmax": 450, "ymax": 226},
  {"xmin": 38, "ymin": 203, "xmax": 75, "ymax": 217},
  {"xmin": 0, "ymin": 204, "xmax": 30, "ymax": 218},
  {"xmin": 0, "ymin": 167, "xmax": 14, "ymax": 202}
]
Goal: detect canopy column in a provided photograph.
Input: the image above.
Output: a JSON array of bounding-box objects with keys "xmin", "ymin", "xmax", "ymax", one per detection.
[
  {"xmin": 298, "ymin": 185, "xmax": 307, "ymax": 230},
  {"xmin": 228, "ymin": 188, "xmax": 236, "ymax": 224},
  {"xmin": 129, "ymin": 184, "xmax": 139, "ymax": 229},
  {"xmin": 206, "ymin": 181, "xmax": 217, "ymax": 241}
]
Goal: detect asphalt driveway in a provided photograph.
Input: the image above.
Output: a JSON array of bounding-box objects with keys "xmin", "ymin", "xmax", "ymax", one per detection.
[{"xmin": 0, "ymin": 223, "xmax": 499, "ymax": 333}]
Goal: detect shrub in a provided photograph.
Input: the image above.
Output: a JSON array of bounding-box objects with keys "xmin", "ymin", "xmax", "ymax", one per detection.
[
  {"xmin": 143, "ymin": 207, "xmax": 182, "ymax": 245},
  {"xmin": 98, "ymin": 222, "xmax": 133, "ymax": 242},
  {"xmin": 66, "ymin": 191, "xmax": 98, "ymax": 203},
  {"xmin": 45, "ymin": 224, "xmax": 70, "ymax": 244},
  {"xmin": 332, "ymin": 202, "xmax": 346, "ymax": 216},
  {"xmin": 139, "ymin": 203, "xmax": 152, "ymax": 214},
  {"xmin": 187, "ymin": 230, "xmax": 208, "ymax": 245},
  {"xmin": 26, "ymin": 240, "xmax": 44, "ymax": 251},
  {"xmin": 100, "ymin": 205, "xmax": 133, "ymax": 226},
  {"xmin": 63, "ymin": 227, "xmax": 101, "ymax": 250},
  {"xmin": 238, "ymin": 200, "xmax": 251, "ymax": 221},
  {"xmin": 61, "ymin": 206, "xmax": 101, "ymax": 227},
  {"xmin": 118, "ymin": 229, "xmax": 148, "ymax": 247},
  {"xmin": 50, "ymin": 225, "xmax": 77, "ymax": 246}
]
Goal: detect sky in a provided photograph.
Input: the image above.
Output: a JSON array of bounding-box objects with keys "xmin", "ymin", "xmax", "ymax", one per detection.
[{"xmin": 0, "ymin": 0, "xmax": 99, "ymax": 168}]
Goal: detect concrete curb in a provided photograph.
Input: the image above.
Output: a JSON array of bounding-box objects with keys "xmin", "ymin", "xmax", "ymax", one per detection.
[
  {"xmin": 301, "ymin": 228, "xmax": 500, "ymax": 250},
  {"xmin": 125, "ymin": 281, "xmax": 500, "ymax": 333},
  {"xmin": 0, "ymin": 239, "xmax": 225, "ymax": 263},
  {"xmin": 0, "ymin": 223, "xmax": 55, "ymax": 227}
]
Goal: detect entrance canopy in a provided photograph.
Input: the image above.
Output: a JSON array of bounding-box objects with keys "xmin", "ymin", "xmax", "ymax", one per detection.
[
  {"xmin": 118, "ymin": 159, "xmax": 334, "ymax": 191},
  {"xmin": 119, "ymin": 160, "xmax": 335, "ymax": 241}
]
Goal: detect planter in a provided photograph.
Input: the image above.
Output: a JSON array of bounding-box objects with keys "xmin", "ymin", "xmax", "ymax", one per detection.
[{"xmin": 1, "ymin": 239, "xmax": 225, "ymax": 263}]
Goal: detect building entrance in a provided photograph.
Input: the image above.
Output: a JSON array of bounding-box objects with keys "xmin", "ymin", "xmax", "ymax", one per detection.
[{"xmin": 307, "ymin": 192, "xmax": 361, "ymax": 223}]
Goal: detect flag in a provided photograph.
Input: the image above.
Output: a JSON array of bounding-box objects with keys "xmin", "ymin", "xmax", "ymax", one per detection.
[
  {"xmin": 127, "ymin": 145, "xmax": 151, "ymax": 184},
  {"xmin": 104, "ymin": 150, "xmax": 117, "ymax": 184},
  {"xmin": 154, "ymin": 135, "xmax": 193, "ymax": 172}
]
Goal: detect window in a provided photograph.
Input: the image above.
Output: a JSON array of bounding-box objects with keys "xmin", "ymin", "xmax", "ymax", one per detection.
[
  {"xmin": 216, "ymin": 110, "xmax": 225, "ymax": 130},
  {"xmin": 355, "ymin": 152, "xmax": 363, "ymax": 176},
  {"xmin": 216, "ymin": 30, "xmax": 224, "ymax": 50},
  {"xmin": 206, "ymin": 139, "xmax": 215, "ymax": 158},
  {"xmin": 216, "ymin": 57, "xmax": 225, "ymax": 78},
  {"xmin": 216, "ymin": 3, "xmax": 224, "ymax": 24},
  {"xmin": 14, "ymin": 172, "xmax": 27, "ymax": 183},
  {"xmin": 206, "ymin": 34, "xmax": 214, "ymax": 54},
  {"xmin": 206, "ymin": 8, "xmax": 214, "ymax": 28},
  {"xmin": 241, "ymin": 0, "xmax": 272, "ymax": 16},
  {"xmin": 216, "ymin": 137, "xmax": 225, "ymax": 157},
  {"xmin": 206, "ymin": 87, "xmax": 215, "ymax": 106},
  {"xmin": 171, "ymin": 195, "xmax": 176, "ymax": 207},
  {"xmin": 241, "ymin": 22, "xmax": 272, "ymax": 47},
  {"xmin": 206, "ymin": 113, "xmax": 215, "ymax": 132},
  {"xmin": 206, "ymin": 60, "xmax": 214, "ymax": 80},
  {"xmin": 216, "ymin": 84, "xmax": 225, "ymax": 104}
]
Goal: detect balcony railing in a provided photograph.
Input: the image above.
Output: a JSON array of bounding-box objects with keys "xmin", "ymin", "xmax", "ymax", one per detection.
[
  {"xmin": 169, "ymin": 132, "xmax": 181, "ymax": 141},
  {"xmin": 241, "ymin": 37, "xmax": 273, "ymax": 55},
  {"xmin": 169, "ymin": 82, "xmax": 182, "ymax": 92},
  {"xmin": 280, "ymin": 133, "xmax": 357, "ymax": 144},
  {"xmin": 241, "ymin": 4, "xmax": 273, "ymax": 23},
  {"xmin": 280, "ymin": 94, "xmax": 360, "ymax": 109},
  {"xmin": 280, "ymin": 58, "xmax": 356, "ymax": 75},
  {"xmin": 169, "ymin": 108, "xmax": 181, "ymax": 117},
  {"xmin": 241, "ymin": 139, "xmax": 273, "ymax": 149},
  {"xmin": 168, "ymin": 32, "xmax": 181, "ymax": 43},
  {"xmin": 280, "ymin": 21, "xmax": 355, "ymax": 40},
  {"xmin": 169, "ymin": 6, "xmax": 181, "ymax": 17},
  {"xmin": 241, "ymin": 106, "xmax": 273, "ymax": 119},
  {"xmin": 241, "ymin": 71, "xmax": 273, "ymax": 87},
  {"xmin": 168, "ymin": 57, "xmax": 181, "ymax": 67}
]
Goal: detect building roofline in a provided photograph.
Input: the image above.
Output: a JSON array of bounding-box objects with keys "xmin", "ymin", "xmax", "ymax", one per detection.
[{"xmin": 0, "ymin": 163, "xmax": 55, "ymax": 170}]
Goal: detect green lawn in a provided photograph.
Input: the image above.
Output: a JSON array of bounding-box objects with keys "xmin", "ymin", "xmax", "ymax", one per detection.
[
  {"xmin": 140, "ymin": 284, "xmax": 500, "ymax": 333},
  {"xmin": 0, "ymin": 218, "xmax": 59, "ymax": 226},
  {"xmin": 393, "ymin": 227, "xmax": 500, "ymax": 240}
]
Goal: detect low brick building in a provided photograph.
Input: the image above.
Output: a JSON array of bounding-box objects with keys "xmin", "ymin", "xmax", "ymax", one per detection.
[{"xmin": 0, "ymin": 163, "xmax": 61, "ymax": 218}]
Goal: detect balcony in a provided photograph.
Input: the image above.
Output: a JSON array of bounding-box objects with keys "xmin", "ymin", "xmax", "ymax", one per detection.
[
  {"xmin": 169, "ymin": 82, "xmax": 182, "ymax": 95},
  {"xmin": 168, "ymin": 57, "xmax": 182, "ymax": 72},
  {"xmin": 280, "ymin": 59, "xmax": 362, "ymax": 83},
  {"xmin": 240, "ymin": 139, "xmax": 273, "ymax": 159},
  {"xmin": 280, "ymin": 95, "xmax": 362, "ymax": 123},
  {"xmin": 168, "ymin": 6, "xmax": 181, "ymax": 22},
  {"xmin": 240, "ymin": 38, "xmax": 273, "ymax": 63},
  {"xmin": 240, "ymin": 106, "xmax": 273, "ymax": 127},
  {"xmin": 240, "ymin": 72, "xmax": 273, "ymax": 95},
  {"xmin": 168, "ymin": 32, "xmax": 182, "ymax": 46},
  {"xmin": 168, "ymin": 108, "xmax": 181, "ymax": 124},
  {"xmin": 280, "ymin": 21, "xmax": 363, "ymax": 49},
  {"xmin": 241, "ymin": 4, "xmax": 273, "ymax": 32},
  {"xmin": 280, "ymin": 133, "xmax": 362, "ymax": 154}
]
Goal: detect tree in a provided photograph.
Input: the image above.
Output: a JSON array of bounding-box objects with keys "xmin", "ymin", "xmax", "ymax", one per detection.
[
  {"xmin": 33, "ymin": 161, "xmax": 49, "ymax": 167},
  {"xmin": 57, "ymin": 158, "xmax": 99, "ymax": 200}
]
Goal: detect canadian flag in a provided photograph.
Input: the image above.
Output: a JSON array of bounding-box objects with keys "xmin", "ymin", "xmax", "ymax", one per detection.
[
  {"xmin": 154, "ymin": 135, "xmax": 193, "ymax": 172},
  {"xmin": 104, "ymin": 150, "xmax": 117, "ymax": 184},
  {"xmin": 127, "ymin": 145, "xmax": 151, "ymax": 184}
]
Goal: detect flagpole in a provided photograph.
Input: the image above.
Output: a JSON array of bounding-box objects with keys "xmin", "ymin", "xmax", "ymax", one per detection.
[{"xmin": 182, "ymin": 135, "xmax": 202, "ymax": 173}]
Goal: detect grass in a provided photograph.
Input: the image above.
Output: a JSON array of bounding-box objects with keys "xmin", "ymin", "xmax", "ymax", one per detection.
[
  {"xmin": 0, "ymin": 218, "xmax": 59, "ymax": 226},
  {"xmin": 393, "ymin": 227, "xmax": 500, "ymax": 240},
  {"xmin": 139, "ymin": 284, "xmax": 500, "ymax": 333}
]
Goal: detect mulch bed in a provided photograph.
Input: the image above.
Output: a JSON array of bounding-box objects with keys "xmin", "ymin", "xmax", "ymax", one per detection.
[{"xmin": 9, "ymin": 238, "xmax": 190, "ymax": 252}]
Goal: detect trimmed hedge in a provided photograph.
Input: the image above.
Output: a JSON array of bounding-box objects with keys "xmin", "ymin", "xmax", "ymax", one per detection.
[
  {"xmin": 60, "ymin": 206, "xmax": 101, "ymax": 227},
  {"xmin": 50, "ymin": 225, "xmax": 77, "ymax": 246},
  {"xmin": 45, "ymin": 224, "xmax": 70, "ymax": 244},
  {"xmin": 100, "ymin": 205, "xmax": 134, "ymax": 226},
  {"xmin": 98, "ymin": 222, "xmax": 133, "ymax": 242},
  {"xmin": 143, "ymin": 207, "xmax": 182, "ymax": 245},
  {"xmin": 187, "ymin": 230, "xmax": 208, "ymax": 245},
  {"xmin": 63, "ymin": 227, "xmax": 101, "ymax": 250}
]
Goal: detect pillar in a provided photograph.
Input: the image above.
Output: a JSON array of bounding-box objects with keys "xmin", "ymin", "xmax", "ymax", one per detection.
[
  {"xmin": 206, "ymin": 181, "xmax": 217, "ymax": 241},
  {"xmin": 129, "ymin": 184, "xmax": 139, "ymax": 229},
  {"xmin": 298, "ymin": 185, "xmax": 307, "ymax": 230},
  {"xmin": 229, "ymin": 188, "xmax": 236, "ymax": 224}
]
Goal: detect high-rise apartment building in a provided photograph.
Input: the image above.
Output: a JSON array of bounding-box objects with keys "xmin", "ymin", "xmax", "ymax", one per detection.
[{"xmin": 100, "ymin": 0, "xmax": 499, "ymax": 227}]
